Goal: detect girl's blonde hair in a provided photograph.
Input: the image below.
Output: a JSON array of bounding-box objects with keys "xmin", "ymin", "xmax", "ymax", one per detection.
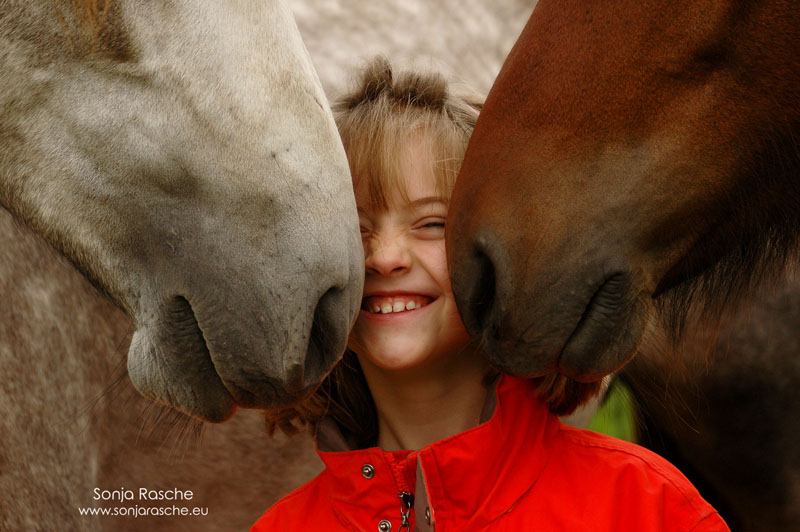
[
  {"xmin": 267, "ymin": 57, "xmax": 482, "ymax": 445},
  {"xmin": 336, "ymin": 55, "xmax": 482, "ymax": 207}
]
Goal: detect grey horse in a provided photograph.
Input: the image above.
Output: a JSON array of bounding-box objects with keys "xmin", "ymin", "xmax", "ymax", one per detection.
[{"xmin": 1, "ymin": 0, "xmax": 363, "ymax": 529}]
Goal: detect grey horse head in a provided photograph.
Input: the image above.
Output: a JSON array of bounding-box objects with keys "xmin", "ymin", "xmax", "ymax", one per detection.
[{"xmin": 0, "ymin": 0, "xmax": 363, "ymax": 421}]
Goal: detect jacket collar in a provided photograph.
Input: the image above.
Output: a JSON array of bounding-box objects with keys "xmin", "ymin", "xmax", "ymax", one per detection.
[{"xmin": 314, "ymin": 376, "xmax": 561, "ymax": 531}]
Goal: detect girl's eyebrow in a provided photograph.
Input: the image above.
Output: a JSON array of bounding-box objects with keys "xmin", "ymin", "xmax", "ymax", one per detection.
[
  {"xmin": 357, "ymin": 196, "xmax": 448, "ymax": 216},
  {"xmin": 405, "ymin": 196, "xmax": 448, "ymax": 209}
]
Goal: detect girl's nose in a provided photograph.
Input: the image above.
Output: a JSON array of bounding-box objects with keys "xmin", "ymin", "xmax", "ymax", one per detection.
[{"xmin": 365, "ymin": 235, "xmax": 412, "ymax": 276}]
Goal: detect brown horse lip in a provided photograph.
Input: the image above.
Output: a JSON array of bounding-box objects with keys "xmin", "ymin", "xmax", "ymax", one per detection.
[{"xmin": 558, "ymin": 272, "xmax": 646, "ymax": 380}]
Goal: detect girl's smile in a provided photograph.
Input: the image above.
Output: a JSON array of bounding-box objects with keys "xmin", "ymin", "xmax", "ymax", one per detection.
[
  {"xmin": 361, "ymin": 293, "xmax": 436, "ymax": 313},
  {"xmin": 359, "ymin": 293, "xmax": 438, "ymax": 323}
]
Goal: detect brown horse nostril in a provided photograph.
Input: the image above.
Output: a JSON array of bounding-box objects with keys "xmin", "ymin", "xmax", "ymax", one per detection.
[{"xmin": 464, "ymin": 247, "xmax": 497, "ymax": 335}]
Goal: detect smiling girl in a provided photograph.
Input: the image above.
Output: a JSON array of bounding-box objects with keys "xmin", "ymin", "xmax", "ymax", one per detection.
[{"xmin": 251, "ymin": 57, "xmax": 728, "ymax": 532}]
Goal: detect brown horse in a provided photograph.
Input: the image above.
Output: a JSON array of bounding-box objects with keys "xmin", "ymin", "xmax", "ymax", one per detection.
[
  {"xmin": 447, "ymin": 0, "xmax": 800, "ymax": 410},
  {"xmin": 446, "ymin": 1, "xmax": 800, "ymax": 529}
]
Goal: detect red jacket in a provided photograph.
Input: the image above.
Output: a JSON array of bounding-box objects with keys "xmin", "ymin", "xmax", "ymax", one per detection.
[{"xmin": 252, "ymin": 376, "xmax": 729, "ymax": 531}]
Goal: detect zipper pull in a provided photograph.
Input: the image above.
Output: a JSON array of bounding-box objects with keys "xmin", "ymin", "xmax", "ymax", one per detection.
[{"xmin": 398, "ymin": 491, "xmax": 414, "ymax": 530}]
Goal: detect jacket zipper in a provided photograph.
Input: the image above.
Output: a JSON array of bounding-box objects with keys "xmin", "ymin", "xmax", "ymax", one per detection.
[{"xmin": 398, "ymin": 491, "xmax": 414, "ymax": 531}]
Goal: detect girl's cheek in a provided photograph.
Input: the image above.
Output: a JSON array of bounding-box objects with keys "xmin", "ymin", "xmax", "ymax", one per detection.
[
  {"xmin": 346, "ymin": 328, "xmax": 365, "ymax": 356},
  {"xmin": 361, "ymin": 237, "xmax": 375, "ymax": 262},
  {"xmin": 427, "ymin": 242, "xmax": 449, "ymax": 272}
]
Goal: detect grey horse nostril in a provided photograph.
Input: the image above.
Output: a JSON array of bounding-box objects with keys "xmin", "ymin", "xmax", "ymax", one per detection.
[{"xmin": 304, "ymin": 285, "xmax": 347, "ymax": 388}]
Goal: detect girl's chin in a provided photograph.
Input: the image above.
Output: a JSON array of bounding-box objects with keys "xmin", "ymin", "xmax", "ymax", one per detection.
[
  {"xmin": 352, "ymin": 340, "xmax": 476, "ymax": 373},
  {"xmin": 351, "ymin": 340, "xmax": 436, "ymax": 371},
  {"xmin": 370, "ymin": 348, "xmax": 426, "ymax": 369}
]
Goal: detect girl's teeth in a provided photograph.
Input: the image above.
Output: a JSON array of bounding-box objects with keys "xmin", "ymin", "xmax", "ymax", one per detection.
[{"xmin": 365, "ymin": 297, "xmax": 430, "ymax": 313}]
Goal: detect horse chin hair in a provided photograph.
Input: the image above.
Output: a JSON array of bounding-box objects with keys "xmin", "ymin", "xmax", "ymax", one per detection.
[
  {"xmin": 100, "ymin": 360, "xmax": 209, "ymax": 459},
  {"xmin": 533, "ymin": 374, "xmax": 604, "ymax": 416},
  {"xmin": 138, "ymin": 399, "xmax": 206, "ymax": 458}
]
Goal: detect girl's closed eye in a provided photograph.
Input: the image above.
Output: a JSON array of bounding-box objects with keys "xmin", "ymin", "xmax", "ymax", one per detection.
[
  {"xmin": 359, "ymin": 217, "xmax": 373, "ymax": 237},
  {"xmin": 416, "ymin": 218, "xmax": 446, "ymax": 237}
]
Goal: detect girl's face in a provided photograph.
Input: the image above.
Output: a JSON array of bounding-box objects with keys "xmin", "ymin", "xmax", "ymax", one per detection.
[{"xmin": 348, "ymin": 139, "xmax": 472, "ymax": 372}]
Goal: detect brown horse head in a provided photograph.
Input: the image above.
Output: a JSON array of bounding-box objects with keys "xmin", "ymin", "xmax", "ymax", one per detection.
[{"xmin": 448, "ymin": 0, "xmax": 800, "ymax": 409}]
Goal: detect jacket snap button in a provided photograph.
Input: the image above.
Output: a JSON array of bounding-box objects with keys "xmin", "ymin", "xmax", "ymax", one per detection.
[
  {"xmin": 425, "ymin": 506, "xmax": 431, "ymax": 525},
  {"xmin": 378, "ymin": 519, "xmax": 392, "ymax": 532},
  {"xmin": 361, "ymin": 464, "xmax": 375, "ymax": 479}
]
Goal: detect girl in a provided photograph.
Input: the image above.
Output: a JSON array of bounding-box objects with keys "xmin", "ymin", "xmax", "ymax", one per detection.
[{"xmin": 252, "ymin": 57, "xmax": 728, "ymax": 532}]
